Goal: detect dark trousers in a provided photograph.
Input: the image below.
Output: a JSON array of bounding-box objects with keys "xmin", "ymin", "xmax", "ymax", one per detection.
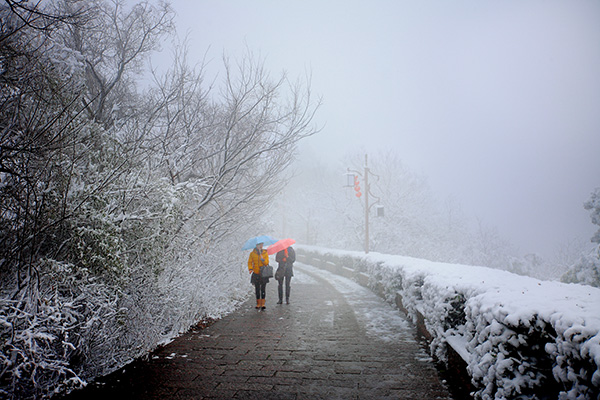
[
  {"xmin": 254, "ymin": 277, "xmax": 267, "ymax": 299},
  {"xmin": 278, "ymin": 275, "xmax": 291, "ymax": 301}
]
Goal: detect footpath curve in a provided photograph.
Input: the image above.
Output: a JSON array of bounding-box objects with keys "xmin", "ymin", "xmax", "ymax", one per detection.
[{"xmin": 64, "ymin": 264, "xmax": 454, "ymax": 399}]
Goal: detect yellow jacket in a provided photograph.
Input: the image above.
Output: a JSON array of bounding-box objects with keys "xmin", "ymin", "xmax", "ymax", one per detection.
[{"xmin": 248, "ymin": 249, "xmax": 269, "ymax": 274}]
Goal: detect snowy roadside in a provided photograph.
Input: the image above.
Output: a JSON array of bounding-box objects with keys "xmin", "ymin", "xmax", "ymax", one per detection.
[
  {"xmin": 296, "ymin": 263, "xmax": 415, "ymax": 345},
  {"xmin": 297, "ymin": 245, "xmax": 600, "ymax": 400}
]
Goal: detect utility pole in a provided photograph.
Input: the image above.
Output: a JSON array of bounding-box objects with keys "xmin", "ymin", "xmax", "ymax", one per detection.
[
  {"xmin": 346, "ymin": 154, "xmax": 382, "ymax": 254},
  {"xmin": 364, "ymin": 154, "xmax": 370, "ymax": 254}
]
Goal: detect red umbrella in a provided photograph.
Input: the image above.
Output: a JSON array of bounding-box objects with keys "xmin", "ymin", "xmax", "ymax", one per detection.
[{"xmin": 267, "ymin": 238, "xmax": 296, "ymax": 255}]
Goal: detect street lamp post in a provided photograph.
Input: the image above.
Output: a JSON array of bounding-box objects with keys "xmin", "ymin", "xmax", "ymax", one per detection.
[
  {"xmin": 346, "ymin": 154, "xmax": 381, "ymax": 254},
  {"xmin": 364, "ymin": 155, "xmax": 370, "ymax": 253}
]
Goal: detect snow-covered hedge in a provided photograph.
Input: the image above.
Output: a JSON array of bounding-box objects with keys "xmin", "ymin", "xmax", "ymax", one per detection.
[{"xmin": 297, "ymin": 245, "xmax": 600, "ymax": 400}]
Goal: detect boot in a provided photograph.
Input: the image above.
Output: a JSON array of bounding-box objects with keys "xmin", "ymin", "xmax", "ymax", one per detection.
[
  {"xmin": 255, "ymin": 299, "xmax": 260, "ymax": 309},
  {"xmin": 278, "ymin": 285, "xmax": 283, "ymax": 304},
  {"xmin": 261, "ymin": 298, "xmax": 266, "ymax": 310}
]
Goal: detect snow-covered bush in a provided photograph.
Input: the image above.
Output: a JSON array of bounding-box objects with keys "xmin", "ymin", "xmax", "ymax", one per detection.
[
  {"xmin": 298, "ymin": 245, "xmax": 600, "ymax": 399},
  {"xmin": 0, "ymin": 260, "xmax": 120, "ymax": 398},
  {"xmin": 562, "ymin": 188, "xmax": 600, "ymax": 288},
  {"xmin": 585, "ymin": 188, "xmax": 600, "ymax": 246},
  {"xmin": 562, "ymin": 251, "xmax": 600, "ymax": 289}
]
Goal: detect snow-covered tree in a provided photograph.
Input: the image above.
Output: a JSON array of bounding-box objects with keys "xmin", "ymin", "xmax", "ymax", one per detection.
[
  {"xmin": 585, "ymin": 187, "xmax": 600, "ymax": 245},
  {"xmin": 508, "ymin": 253, "xmax": 544, "ymax": 277},
  {"xmin": 0, "ymin": 2, "xmax": 101, "ymax": 397},
  {"xmin": 562, "ymin": 188, "xmax": 600, "ymax": 288},
  {"xmin": 58, "ymin": 0, "xmax": 175, "ymax": 127},
  {"xmin": 0, "ymin": 1, "xmax": 319, "ymax": 398}
]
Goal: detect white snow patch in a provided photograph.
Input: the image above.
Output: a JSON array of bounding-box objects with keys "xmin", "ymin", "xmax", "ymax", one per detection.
[{"xmin": 297, "ymin": 264, "xmax": 413, "ymax": 343}]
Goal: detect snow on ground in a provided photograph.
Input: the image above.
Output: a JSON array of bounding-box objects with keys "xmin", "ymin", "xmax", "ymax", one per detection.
[
  {"xmin": 296, "ymin": 263, "xmax": 414, "ymax": 344},
  {"xmin": 297, "ymin": 245, "xmax": 600, "ymax": 400}
]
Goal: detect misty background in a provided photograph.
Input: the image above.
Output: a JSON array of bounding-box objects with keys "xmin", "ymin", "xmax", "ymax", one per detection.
[
  {"xmin": 1, "ymin": 1, "xmax": 599, "ymax": 397},
  {"xmin": 162, "ymin": 0, "xmax": 600, "ymax": 269}
]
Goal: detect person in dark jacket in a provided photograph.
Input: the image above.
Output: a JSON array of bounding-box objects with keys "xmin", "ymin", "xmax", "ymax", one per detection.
[{"xmin": 275, "ymin": 246, "xmax": 295, "ymax": 304}]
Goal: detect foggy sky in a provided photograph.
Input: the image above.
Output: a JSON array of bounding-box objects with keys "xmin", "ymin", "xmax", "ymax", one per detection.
[{"xmin": 164, "ymin": 0, "xmax": 600, "ymax": 258}]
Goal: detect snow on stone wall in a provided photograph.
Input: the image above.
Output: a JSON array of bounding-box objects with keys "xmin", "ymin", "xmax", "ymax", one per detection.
[{"xmin": 296, "ymin": 245, "xmax": 600, "ymax": 400}]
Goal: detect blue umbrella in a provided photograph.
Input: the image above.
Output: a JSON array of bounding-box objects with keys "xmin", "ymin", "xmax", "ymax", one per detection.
[{"xmin": 242, "ymin": 235, "xmax": 278, "ymax": 250}]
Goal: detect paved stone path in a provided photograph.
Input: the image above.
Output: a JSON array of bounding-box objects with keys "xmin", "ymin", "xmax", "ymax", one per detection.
[{"xmin": 64, "ymin": 264, "xmax": 454, "ymax": 399}]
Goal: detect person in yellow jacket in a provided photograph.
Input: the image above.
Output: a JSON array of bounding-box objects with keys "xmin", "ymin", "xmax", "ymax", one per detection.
[{"xmin": 248, "ymin": 242, "xmax": 270, "ymax": 309}]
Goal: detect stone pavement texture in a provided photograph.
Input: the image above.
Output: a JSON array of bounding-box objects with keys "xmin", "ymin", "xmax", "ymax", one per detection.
[{"xmin": 63, "ymin": 264, "xmax": 454, "ymax": 400}]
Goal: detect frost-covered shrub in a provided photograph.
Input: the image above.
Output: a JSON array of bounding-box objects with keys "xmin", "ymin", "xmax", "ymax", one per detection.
[
  {"xmin": 383, "ymin": 271, "xmax": 403, "ymax": 304},
  {"xmin": 352, "ymin": 256, "xmax": 369, "ymax": 272},
  {"xmin": 339, "ymin": 254, "xmax": 356, "ymax": 270},
  {"xmin": 445, "ymin": 293, "xmax": 467, "ymax": 331},
  {"xmin": 0, "ymin": 260, "xmax": 121, "ymax": 399},
  {"xmin": 550, "ymin": 325, "xmax": 600, "ymax": 399},
  {"xmin": 585, "ymin": 188, "xmax": 600, "ymax": 246},
  {"xmin": 562, "ymin": 251, "xmax": 600, "ymax": 289},
  {"xmin": 562, "ymin": 188, "xmax": 600, "ymax": 289},
  {"xmin": 465, "ymin": 309, "xmax": 560, "ymax": 399},
  {"xmin": 0, "ymin": 244, "xmax": 250, "ymax": 399},
  {"xmin": 367, "ymin": 261, "xmax": 389, "ymax": 298},
  {"xmin": 407, "ymin": 274, "xmax": 425, "ymax": 302},
  {"xmin": 419, "ymin": 278, "xmax": 469, "ymax": 361}
]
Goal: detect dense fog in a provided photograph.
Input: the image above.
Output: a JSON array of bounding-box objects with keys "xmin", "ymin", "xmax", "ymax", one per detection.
[
  {"xmin": 166, "ymin": 0, "xmax": 600, "ymax": 260},
  {"xmin": 267, "ymin": 151, "xmax": 597, "ymax": 281},
  {"xmin": 1, "ymin": 1, "xmax": 599, "ymax": 399}
]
